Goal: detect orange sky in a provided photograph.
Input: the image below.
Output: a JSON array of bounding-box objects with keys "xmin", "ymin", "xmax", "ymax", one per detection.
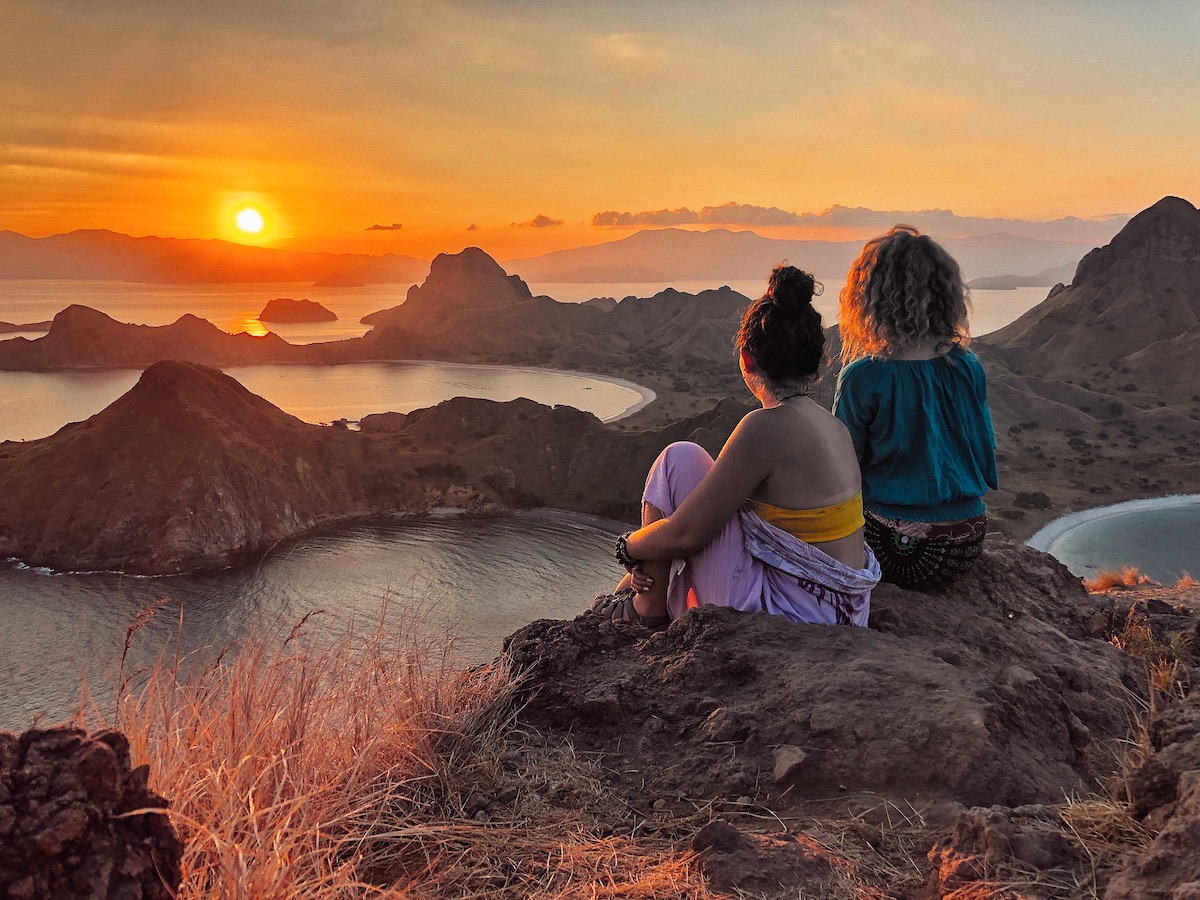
[{"xmin": 2, "ymin": 1, "xmax": 1197, "ymax": 259}]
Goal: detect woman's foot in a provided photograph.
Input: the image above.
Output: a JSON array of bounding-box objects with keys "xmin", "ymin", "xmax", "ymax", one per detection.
[{"xmin": 588, "ymin": 588, "xmax": 670, "ymax": 628}]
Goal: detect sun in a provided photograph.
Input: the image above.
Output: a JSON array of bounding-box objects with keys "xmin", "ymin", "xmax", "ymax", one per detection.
[{"xmin": 235, "ymin": 207, "xmax": 265, "ymax": 234}]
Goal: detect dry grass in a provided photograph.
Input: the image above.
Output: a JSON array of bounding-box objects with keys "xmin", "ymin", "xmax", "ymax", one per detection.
[
  {"xmin": 1107, "ymin": 606, "xmax": 1187, "ymax": 701},
  {"xmin": 1083, "ymin": 567, "xmax": 1154, "ymax": 593},
  {"xmin": 799, "ymin": 799, "xmax": 933, "ymax": 898},
  {"xmin": 1059, "ymin": 798, "xmax": 1153, "ymax": 877},
  {"xmin": 1176, "ymin": 572, "xmax": 1197, "ymax": 589},
  {"xmin": 82, "ymin": 605, "xmax": 714, "ymax": 899}
]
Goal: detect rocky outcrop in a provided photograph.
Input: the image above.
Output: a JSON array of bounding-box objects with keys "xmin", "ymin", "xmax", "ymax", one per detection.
[
  {"xmin": 1106, "ymin": 769, "xmax": 1200, "ymax": 899},
  {"xmin": 258, "ymin": 297, "xmax": 337, "ymax": 322},
  {"xmin": 353, "ymin": 248, "xmax": 750, "ymax": 383},
  {"xmin": 362, "ymin": 246, "xmax": 540, "ymax": 330},
  {"xmin": 490, "ymin": 546, "xmax": 1200, "ymax": 896},
  {"xmin": 0, "ymin": 727, "xmax": 182, "ymax": 899},
  {"xmin": 504, "ymin": 542, "xmax": 1143, "ymax": 810},
  {"xmin": 494, "ymin": 550, "xmax": 1200, "ymax": 897}
]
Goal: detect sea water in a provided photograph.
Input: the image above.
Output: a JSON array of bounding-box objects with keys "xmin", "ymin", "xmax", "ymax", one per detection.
[
  {"xmin": 0, "ymin": 511, "xmax": 620, "ymax": 731},
  {"xmin": 1029, "ymin": 496, "xmax": 1200, "ymax": 584},
  {"xmin": 0, "ymin": 361, "xmax": 650, "ymax": 442}
]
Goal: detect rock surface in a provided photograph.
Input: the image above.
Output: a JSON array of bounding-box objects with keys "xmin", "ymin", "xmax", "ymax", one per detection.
[
  {"xmin": 0, "ymin": 726, "xmax": 181, "ymax": 899},
  {"xmin": 1106, "ymin": 768, "xmax": 1200, "ymax": 900},
  {"xmin": 505, "ymin": 542, "xmax": 1143, "ymax": 811},
  {"xmin": 495, "ymin": 553, "xmax": 1200, "ymax": 897},
  {"xmin": 987, "ymin": 195, "xmax": 1200, "ymax": 404}
]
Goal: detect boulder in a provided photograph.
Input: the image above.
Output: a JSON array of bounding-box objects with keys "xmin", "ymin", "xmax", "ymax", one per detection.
[{"xmin": 0, "ymin": 726, "xmax": 182, "ymax": 898}]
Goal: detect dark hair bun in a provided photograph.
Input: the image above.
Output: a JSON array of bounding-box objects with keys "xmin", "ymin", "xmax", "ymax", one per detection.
[
  {"xmin": 766, "ymin": 265, "xmax": 820, "ymax": 311},
  {"xmin": 735, "ymin": 264, "xmax": 826, "ymax": 385}
]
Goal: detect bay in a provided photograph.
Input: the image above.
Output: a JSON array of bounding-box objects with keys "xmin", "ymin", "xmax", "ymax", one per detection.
[
  {"xmin": 0, "ymin": 511, "xmax": 621, "ymax": 732},
  {"xmin": 0, "ymin": 361, "xmax": 651, "ymax": 442},
  {"xmin": 1028, "ymin": 496, "xmax": 1200, "ymax": 583}
]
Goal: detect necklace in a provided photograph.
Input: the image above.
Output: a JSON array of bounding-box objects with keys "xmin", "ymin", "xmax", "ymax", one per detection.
[{"xmin": 776, "ymin": 387, "xmax": 810, "ymax": 403}]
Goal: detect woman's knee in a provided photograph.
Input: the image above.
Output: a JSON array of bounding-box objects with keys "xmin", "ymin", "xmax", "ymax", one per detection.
[
  {"xmin": 658, "ymin": 441, "xmax": 715, "ymax": 474},
  {"xmin": 644, "ymin": 441, "xmax": 715, "ymax": 514}
]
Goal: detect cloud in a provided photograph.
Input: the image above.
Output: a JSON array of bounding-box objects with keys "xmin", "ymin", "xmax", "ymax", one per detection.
[
  {"xmin": 591, "ymin": 202, "xmax": 1132, "ymax": 242},
  {"xmin": 697, "ymin": 203, "xmax": 804, "ymax": 226},
  {"xmin": 515, "ymin": 213, "xmax": 564, "ymax": 228},
  {"xmin": 592, "ymin": 208, "xmax": 699, "ymax": 226},
  {"xmin": 365, "ymin": 222, "xmax": 403, "ymax": 231},
  {"xmin": 591, "ymin": 204, "xmax": 801, "ymax": 227},
  {"xmin": 466, "ymin": 223, "xmax": 478, "ymax": 231},
  {"xmin": 590, "ymin": 32, "xmax": 667, "ymax": 71}
]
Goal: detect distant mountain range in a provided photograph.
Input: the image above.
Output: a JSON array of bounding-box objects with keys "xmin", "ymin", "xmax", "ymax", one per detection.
[
  {"xmin": 0, "ymin": 229, "xmax": 426, "ymax": 284},
  {"xmin": 1, "ymin": 223, "xmax": 1107, "ymax": 287},
  {"xmin": 506, "ymin": 228, "xmax": 1099, "ymax": 284}
]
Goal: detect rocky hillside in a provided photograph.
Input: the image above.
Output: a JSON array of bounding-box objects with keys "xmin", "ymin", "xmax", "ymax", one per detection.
[
  {"xmin": 504, "ymin": 543, "xmax": 1200, "ymax": 897},
  {"xmin": 963, "ymin": 198, "xmax": 1200, "ymax": 536},
  {"xmin": 987, "ymin": 196, "xmax": 1200, "ymax": 404},
  {"xmin": 353, "ymin": 247, "xmax": 748, "ymax": 383}
]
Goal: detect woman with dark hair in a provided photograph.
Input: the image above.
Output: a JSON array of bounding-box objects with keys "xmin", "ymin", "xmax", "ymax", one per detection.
[
  {"xmin": 834, "ymin": 225, "xmax": 999, "ymax": 589},
  {"xmin": 588, "ymin": 265, "xmax": 880, "ymax": 628}
]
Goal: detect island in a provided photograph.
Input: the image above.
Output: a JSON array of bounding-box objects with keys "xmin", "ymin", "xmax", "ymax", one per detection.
[{"xmin": 258, "ymin": 297, "xmax": 338, "ymax": 322}]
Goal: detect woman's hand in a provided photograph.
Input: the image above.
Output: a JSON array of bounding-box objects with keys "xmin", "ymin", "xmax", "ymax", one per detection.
[{"xmin": 628, "ymin": 565, "xmax": 655, "ymax": 593}]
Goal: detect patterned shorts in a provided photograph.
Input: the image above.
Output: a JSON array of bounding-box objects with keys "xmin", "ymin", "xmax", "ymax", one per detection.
[{"xmin": 864, "ymin": 511, "xmax": 988, "ymax": 590}]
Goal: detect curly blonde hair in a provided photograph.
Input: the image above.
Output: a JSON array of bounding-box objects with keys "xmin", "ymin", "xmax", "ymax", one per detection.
[{"xmin": 838, "ymin": 225, "xmax": 971, "ymax": 364}]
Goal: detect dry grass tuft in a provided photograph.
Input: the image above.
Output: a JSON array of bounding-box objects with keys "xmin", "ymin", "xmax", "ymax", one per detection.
[
  {"xmin": 1059, "ymin": 797, "xmax": 1153, "ymax": 873},
  {"xmin": 1176, "ymin": 572, "xmax": 1198, "ymax": 589},
  {"xmin": 1083, "ymin": 567, "xmax": 1153, "ymax": 593},
  {"xmin": 84, "ymin": 606, "xmax": 713, "ymax": 898},
  {"xmin": 803, "ymin": 800, "xmax": 932, "ymax": 897},
  {"xmin": 1107, "ymin": 607, "xmax": 1187, "ymax": 701}
]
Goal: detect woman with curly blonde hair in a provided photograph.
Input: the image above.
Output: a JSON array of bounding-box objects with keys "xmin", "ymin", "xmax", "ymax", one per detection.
[{"xmin": 833, "ymin": 225, "xmax": 998, "ymax": 588}]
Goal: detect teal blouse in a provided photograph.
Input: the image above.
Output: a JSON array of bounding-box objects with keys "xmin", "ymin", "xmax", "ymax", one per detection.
[{"xmin": 833, "ymin": 347, "xmax": 999, "ymax": 522}]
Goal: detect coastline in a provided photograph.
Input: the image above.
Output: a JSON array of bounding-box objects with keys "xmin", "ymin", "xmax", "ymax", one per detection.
[
  {"xmin": 370, "ymin": 357, "xmax": 656, "ymax": 421},
  {"xmin": 1027, "ymin": 492, "xmax": 1200, "ymax": 553}
]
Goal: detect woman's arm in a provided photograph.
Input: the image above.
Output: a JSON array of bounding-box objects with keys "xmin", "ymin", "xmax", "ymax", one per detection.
[
  {"xmin": 832, "ymin": 364, "xmax": 873, "ymax": 464},
  {"xmin": 625, "ymin": 412, "xmax": 775, "ymax": 562}
]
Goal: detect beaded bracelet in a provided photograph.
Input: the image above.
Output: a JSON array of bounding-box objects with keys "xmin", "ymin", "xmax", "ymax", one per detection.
[{"xmin": 614, "ymin": 531, "xmax": 640, "ymax": 568}]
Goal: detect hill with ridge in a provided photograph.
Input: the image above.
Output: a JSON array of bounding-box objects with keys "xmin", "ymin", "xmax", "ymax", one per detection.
[
  {"xmin": 505, "ymin": 227, "xmax": 1095, "ymax": 283},
  {"xmin": 985, "ymin": 196, "xmax": 1200, "ymax": 404},
  {"xmin": 0, "ymin": 229, "xmax": 426, "ymax": 284}
]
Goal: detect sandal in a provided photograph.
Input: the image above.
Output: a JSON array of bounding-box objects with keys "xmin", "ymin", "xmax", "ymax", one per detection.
[{"xmin": 588, "ymin": 588, "xmax": 670, "ymax": 629}]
